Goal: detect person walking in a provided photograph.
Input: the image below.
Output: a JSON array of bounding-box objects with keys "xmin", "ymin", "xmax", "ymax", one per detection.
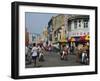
[
  {"xmin": 74, "ymin": 46, "xmax": 79, "ymax": 62},
  {"xmin": 61, "ymin": 45, "xmax": 68, "ymax": 60},
  {"xmin": 31, "ymin": 43, "xmax": 38, "ymax": 67},
  {"xmin": 25, "ymin": 46, "xmax": 28, "ymax": 61},
  {"xmin": 63, "ymin": 45, "xmax": 68, "ymax": 60},
  {"xmin": 38, "ymin": 45, "xmax": 45, "ymax": 61},
  {"xmin": 81, "ymin": 50, "xmax": 87, "ymax": 64}
]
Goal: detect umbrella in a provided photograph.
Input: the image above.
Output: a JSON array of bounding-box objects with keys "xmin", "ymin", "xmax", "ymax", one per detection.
[
  {"xmin": 71, "ymin": 37, "xmax": 76, "ymax": 42},
  {"xmin": 85, "ymin": 35, "xmax": 90, "ymax": 41},
  {"xmin": 79, "ymin": 36, "xmax": 85, "ymax": 42}
]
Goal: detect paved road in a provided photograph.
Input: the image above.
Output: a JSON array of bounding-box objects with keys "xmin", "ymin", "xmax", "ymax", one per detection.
[{"xmin": 26, "ymin": 51, "xmax": 84, "ymax": 68}]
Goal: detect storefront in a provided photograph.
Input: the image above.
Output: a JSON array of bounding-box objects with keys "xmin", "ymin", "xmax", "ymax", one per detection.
[{"xmin": 67, "ymin": 34, "xmax": 90, "ymax": 47}]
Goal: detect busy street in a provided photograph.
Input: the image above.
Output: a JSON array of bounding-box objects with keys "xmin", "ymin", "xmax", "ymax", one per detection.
[
  {"xmin": 25, "ymin": 43, "xmax": 89, "ymax": 68},
  {"xmin": 25, "ymin": 13, "xmax": 90, "ymax": 68},
  {"xmin": 26, "ymin": 51, "xmax": 84, "ymax": 68}
]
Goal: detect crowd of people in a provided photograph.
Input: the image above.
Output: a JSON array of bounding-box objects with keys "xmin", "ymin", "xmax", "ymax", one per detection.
[
  {"xmin": 25, "ymin": 43, "xmax": 45, "ymax": 67},
  {"xmin": 25, "ymin": 42, "xmax": 90, "ymax": 67},
  {"xmin": 59, "ymin": 43, "xmax": 89, "ymax": 65}
]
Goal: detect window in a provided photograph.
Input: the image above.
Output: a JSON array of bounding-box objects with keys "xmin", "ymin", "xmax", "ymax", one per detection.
[
  {"xmin": 84, "ymin": 19, "xmax": 88, "ymax": 28},
  {"xmin": 79, "ymin": 20, "xmax": 81, "ymax": 27},
  {"xmin": 68, "ymin": 21, "xmax": 71, "ymax": 31},
  {"xmin": 74, "ymin": 20, "xmax": 77, "ymax": 29}
]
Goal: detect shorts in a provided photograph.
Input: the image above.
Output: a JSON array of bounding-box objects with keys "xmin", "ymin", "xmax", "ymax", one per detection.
[{"xmin": 32, "ymin": 56, "xmax": 37, "ymax": 60}]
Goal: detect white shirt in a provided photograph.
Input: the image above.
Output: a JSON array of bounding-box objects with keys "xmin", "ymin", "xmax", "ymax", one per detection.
[
  {"xmin": 25, "ymin": 46, "xmax": 28, "ymax": 55},
  {"xmin": 31, "ymin": 47, "xmax": 38, "ymax": 56}
]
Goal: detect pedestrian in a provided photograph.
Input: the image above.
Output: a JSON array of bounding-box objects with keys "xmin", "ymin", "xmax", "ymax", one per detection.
[
  {"xmin": 25, "ymin": 45, "xmax": 28, "ymax": 61},
  {"xmin": 60, "ymin": 45, "xmax": 64, "ymax": 60},
  {"xmin": 81, "ymin": 50, "xmax": 88, "ymax": 64},
  {"xmin": 86, "ymin": 46, "xmax": 89, "ymax": 64},
  {"xmin": 39, "ymin": 51, "xmax": 45, "ymax": 61},
  {"xmin": 63, "ymin": 45, "xmax": 68, "ymax": 60},
  {"xmin": 31, "ymin": 43, "xmax": 38, "ymax": 67},
  {"xmin": 70, "ymin": 45, "xmax": 74, "ymax": 55},
  {"xmin": 61, "ymin": 45, "xmax": 68, "ymax": 60},
  {"xmin": 74, "ymin": 46, "xmax": 79, "ymax": 62},
  {"xmin": 37, "ymin": 45, "xmax": 40, "ymax": 57},
  {"xmin": 38, "ymin": 46, "xmax": 45, "ymax": 61}
]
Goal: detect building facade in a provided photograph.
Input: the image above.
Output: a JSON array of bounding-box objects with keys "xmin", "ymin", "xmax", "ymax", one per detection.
[
  {"xmin": 47, "ymin": 14, "xmax": 69, "ymax": 48},
  {"xmin": 68, "ymin": 15, "xmax": 90, "ymax": 46},
  {"xmin": 47, "ymin": 14, "xmax": 89, "ymax": 48},
  {"xmin": 47, "ymin": 18, "xmax": 53, "ymax": 45},
  {"xmin": 25, "ymin": 28, "xmax": 29, "ymax": 46}
]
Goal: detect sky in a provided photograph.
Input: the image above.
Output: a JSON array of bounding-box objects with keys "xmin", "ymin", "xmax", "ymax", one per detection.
[{"xmin": 25, "ymin": 12, "xmax": 57, "ymax": 35}]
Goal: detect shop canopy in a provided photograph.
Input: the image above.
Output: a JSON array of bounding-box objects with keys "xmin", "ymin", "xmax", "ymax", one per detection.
[
  {"xmin": 67, "ymin": 35, "xmax": 90, "ymax": 42},
  {"xmin": 80, "ymin": 35, "xmax": 90, "ymax": 41}
]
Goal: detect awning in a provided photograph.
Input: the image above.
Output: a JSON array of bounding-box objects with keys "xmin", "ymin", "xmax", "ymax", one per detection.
[
  {"xmin": 67, "ymin": 35, "xmax": 90, "ymax": 42},
  {"xmin": 80, "ymin": 35, "xmax": 90, "ymax": 41}
]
